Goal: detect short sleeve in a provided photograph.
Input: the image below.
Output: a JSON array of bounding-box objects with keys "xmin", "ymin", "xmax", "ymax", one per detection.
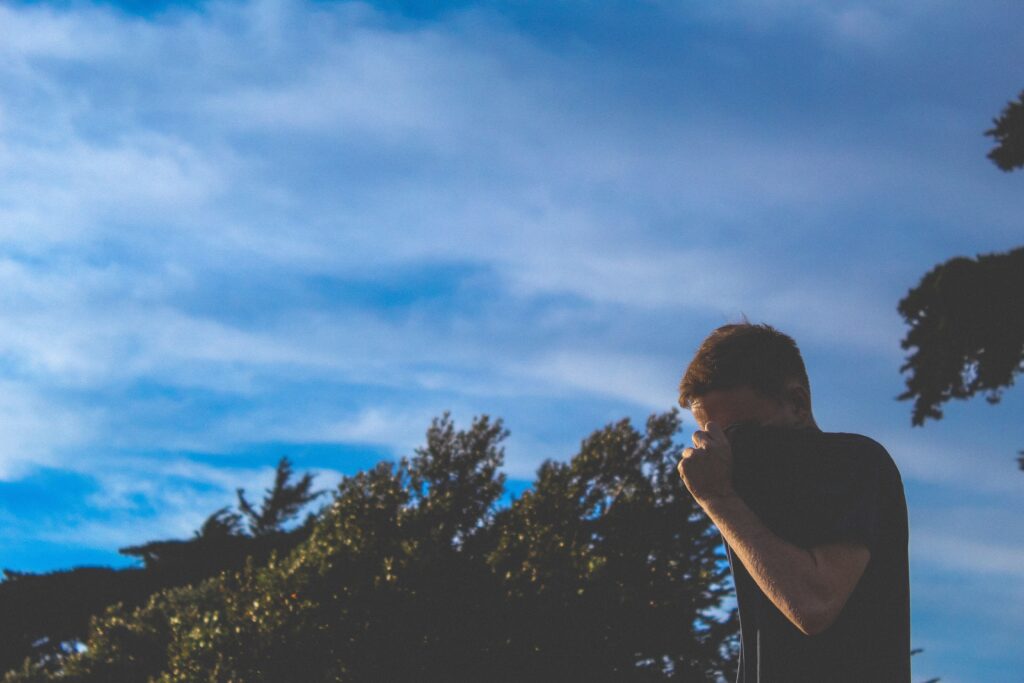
[{"xmin": 818, "ymin": 452, "xmax": 882, "ymax": 552}]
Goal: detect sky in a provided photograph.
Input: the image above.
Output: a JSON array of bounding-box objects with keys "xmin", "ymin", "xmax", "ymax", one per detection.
[{"xmin": 0, "ymin": 0, "xmax": 1021, "ymax": 680}]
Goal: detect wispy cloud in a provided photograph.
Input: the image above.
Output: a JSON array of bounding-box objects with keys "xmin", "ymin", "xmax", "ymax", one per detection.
[
  {"xmin": 0, "ymin": 379, "xmax": 96, "ymax": 480},
  {"xmin": 879, "ymin": 426, "xmax": 1024, "ymax": 496},
  {"xmin": 913, "ymin": 531, "xmax": 1024, "ymax": 578},
  {"xmin": 0, "ymin": 0, "xmax": 1012, "ymax": 490},
  {"xmin": 0, "ymin": 7, "xmax": 1021, "ymax": 679}
]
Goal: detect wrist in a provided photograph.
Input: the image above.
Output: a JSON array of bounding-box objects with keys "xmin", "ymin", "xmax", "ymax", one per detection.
[{"xmin": 698, "ymin": 488, "xmax": 739, "ymax": 512}]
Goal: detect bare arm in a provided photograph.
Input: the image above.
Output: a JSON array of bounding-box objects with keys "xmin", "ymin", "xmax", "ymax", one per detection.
[
  {"xmin": 678, "ymin": 421, "xmax": 872, "ymax": 635},
  {"xmin": 703, "ymin": 493, "xmax": 870, "ymax": 635}
]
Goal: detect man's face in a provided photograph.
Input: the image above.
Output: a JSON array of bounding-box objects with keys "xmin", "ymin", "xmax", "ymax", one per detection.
[{"xmin": 687, "ymin": 385, "xmax": 803, "ymax": 432}]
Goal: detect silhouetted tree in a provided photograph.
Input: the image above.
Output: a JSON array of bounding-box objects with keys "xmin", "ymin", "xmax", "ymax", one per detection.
[
  {"xmin": 119, "ymin": 456, "xmax": 324, "ymax": 570},
  {"xmin": 195, "ymin": 506, "xmax": 244, "ymax": 539},
  {"xmin": 1, "ymin": 411, "xmax": 737, "ymax": 682},
  {"xmin": 235, "ymin": 456, "xmax": 325, "ymax": 537},
  {"xmin": 485, "ymin": 411, "xmax": 737, "ymax": 680},
  {"xmin": 898, "ymin": 90, "xmax": 1024, "ymax": 470},
  {"xmin": 0, "ymin": 457, "xmax": 325, "ymax": 674},
  {"xmin": 987, "ymin": 90, "xmax": 1024, "ymax": 171},
  {"xmin": 897, "ymin": 246, "xmax": 1024, "ymax": 424}
]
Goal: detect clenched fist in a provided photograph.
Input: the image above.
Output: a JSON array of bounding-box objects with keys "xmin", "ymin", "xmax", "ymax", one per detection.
[{"xmin": 677, "ymin": 421, "xmax": 737, "ymax": 506}]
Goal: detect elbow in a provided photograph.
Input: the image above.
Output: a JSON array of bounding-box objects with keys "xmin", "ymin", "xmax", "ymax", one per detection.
[
  {"xmin": 798, "ymin": 615, "xmax": 829, "ymax": 637},
  {"xmin": 798, "ymin": 598, "xmax": 841, "ymax": 637}
]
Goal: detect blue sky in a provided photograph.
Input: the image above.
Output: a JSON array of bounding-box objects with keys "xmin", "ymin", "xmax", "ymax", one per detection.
[{"xmin": 0, "ymin": 0, "xmax": 1021, "ymax": 680}]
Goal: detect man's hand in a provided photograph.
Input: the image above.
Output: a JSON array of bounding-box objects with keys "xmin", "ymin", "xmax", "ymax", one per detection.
[{"xmin": 677, "ymin": 421, "xmax": 736, "ymax": 505}]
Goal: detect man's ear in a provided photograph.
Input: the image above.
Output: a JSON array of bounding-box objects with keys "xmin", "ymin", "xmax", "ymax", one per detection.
[{"xmin": 785, "ymin": 383, "xmax": 812, "ymax": 418}]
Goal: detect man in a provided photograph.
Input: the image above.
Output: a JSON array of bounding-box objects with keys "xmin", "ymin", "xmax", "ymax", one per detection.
[{"xmin": 676, "ymin": 322, "xmax": 910, "ymax": 682}]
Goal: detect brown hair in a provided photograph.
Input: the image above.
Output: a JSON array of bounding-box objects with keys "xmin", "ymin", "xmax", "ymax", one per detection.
[{"xmin": 678, "ymin": 322, "xmax": 811, "ymax": 409}]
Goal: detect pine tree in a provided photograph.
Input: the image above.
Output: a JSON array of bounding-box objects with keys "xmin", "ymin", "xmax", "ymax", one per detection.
[{"xmin": 0, "ymin": 457, "xmax": 326, "ymax": 674}]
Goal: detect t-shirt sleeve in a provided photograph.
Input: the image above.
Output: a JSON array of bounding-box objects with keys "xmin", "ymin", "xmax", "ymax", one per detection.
[{"xmin": 816, "ymin": 446, "xmax": 883, "ymax": 552}]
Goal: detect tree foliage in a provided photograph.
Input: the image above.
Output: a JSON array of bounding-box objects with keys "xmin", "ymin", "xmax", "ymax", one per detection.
[
  {"xmin": 2, "ymin": 411, "xmax": 738, "ymax": 682},
  {"xmin": 897, "ymin": 246, "xmax": 1024, "ymax": 425},
  {"xmin": 234, "ymin": 457, "xmax": 325, "ymax": 538},
  {"xmin": 0, "ymin": 457, "xmax": 324, "ymax": 674},
  {"xmin": 899, "ymin": 90, "xmax": 1024, "ymax": 470},
  {"xmin": 986, "ymin": 90, "xmax": 1024, "ymax": 171}
]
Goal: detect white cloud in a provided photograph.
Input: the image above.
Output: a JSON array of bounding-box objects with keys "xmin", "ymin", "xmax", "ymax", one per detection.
[
  {"xmin": 518, "ymin": 350, "xmax": 677, "ymax": 410},
  {"xmin": 292, "ymin": 406, "xmax": 437, "ymax": 457},
  {"xmin": 0, "ymin": 380, "xmax": 96, "ymax": 481},
  {"xmin": 0, "ymin": 3, "xmax": 125, "ymax": 61},
  {"xmin": 0, "ymin": 0, "xmax": 1007, "ymax": 461},
  {"xmin": 879, "ymin": 428, "xmax": 1024, "ymax": 496},
  {"xmin": 682, "ymin": 0, "xmax": 932, "ymax": 49},
  {"xmin": 912, "ymin": 531, "xmax": 1024, "ymax": 578},
  {"xmin": 908, "ymin": 496, "xmax": 1024, "ymax": 578},
  {"xmin": 39, "ymin": 452, "xmax": 345, "ymax": 552},
  {"xmin": 830, "ymin": 5, "xmax": 895, "ymax": 48}
]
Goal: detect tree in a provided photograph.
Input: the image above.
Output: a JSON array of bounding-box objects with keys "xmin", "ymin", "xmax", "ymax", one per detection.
[
  {"xmin": 986, "ymin": 90, "xmax": 1024, "ymax": 171},
  {"xmin": 485, "ymin": 411, "xmax": 736, "ymax": 680},
  {"xmin": 0, "ymin": 457, "xmax": 325, "ymax": 674},
  {"xmin": 118, "ymin": 456, "xmax": 325, "ymax": 569},
  {"xmin": 898, "ymin": 91, "xmax": 1024, "ymax": 470},
  {"xmin": 2, "ymin": 411, "xmax": 738, "ymax": 682},
  {"xmin": 897, "ymin": 246, "xmax": 1024, "ymax": 424},
  {"xmin": 234, "ymin": 457, "xmax": 325, "ymax": 537}
]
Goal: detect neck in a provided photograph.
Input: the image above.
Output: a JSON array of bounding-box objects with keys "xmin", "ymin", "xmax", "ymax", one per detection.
[{"xmin": 797, "ymin": 415, "xmax": 820, "ymax": 431}]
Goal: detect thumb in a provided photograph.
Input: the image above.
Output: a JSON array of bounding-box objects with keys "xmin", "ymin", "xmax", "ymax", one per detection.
[{"xmin": 704, "ymin": 421, "xmax": 726, "ymax": 438}]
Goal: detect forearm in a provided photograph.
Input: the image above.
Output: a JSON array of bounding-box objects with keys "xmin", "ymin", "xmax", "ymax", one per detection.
[{"xmin": 702, "ymin": 493, "xmax": 823, "ymax": 635}]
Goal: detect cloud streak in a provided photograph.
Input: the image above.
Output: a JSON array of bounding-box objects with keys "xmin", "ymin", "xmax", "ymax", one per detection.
[{"xmin": 0, "ymin": 5, "xmax": 1021, "ymax": 679}]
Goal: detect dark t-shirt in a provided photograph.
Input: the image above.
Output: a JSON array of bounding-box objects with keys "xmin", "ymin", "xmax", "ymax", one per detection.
[{"xmin": 721, "ymin": 422, "xmax": 910, "ymax": 683}]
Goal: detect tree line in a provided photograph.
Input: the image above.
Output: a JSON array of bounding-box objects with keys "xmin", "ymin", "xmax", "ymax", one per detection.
[{"xmin": 2, "ymin": 411, "xmax": 739, "ymax": 682}]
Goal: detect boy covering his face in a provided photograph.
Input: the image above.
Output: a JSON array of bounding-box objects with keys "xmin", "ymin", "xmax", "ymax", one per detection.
[{"xmin": 677, "ymin": 322, "xmax": 910, "ymax": 683}]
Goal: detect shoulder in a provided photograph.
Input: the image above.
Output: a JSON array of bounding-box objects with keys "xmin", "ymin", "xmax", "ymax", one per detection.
[
  {"xmin": 822, "ymin": 431, "xmax": 889, "ymax": 457},
  {"xmin": 819, "ymin": 431, "xmax": 904, "ymax": 484}
]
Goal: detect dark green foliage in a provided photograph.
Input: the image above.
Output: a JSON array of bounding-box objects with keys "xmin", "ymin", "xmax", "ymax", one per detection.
[
  {"xmin": 485, "ymin": 412, "xmax": 737, "ymax": 680},
  {"xmin": 0, "ymin": 566, "xmax": 162, "ymax": 676},
  {"xmin": 0, "ymin": 457, "xmax": 325, "ymax": 674},
  {"xmin": 986, "ymin": 90, "xmax": 1024, "ymax": 171},
  {"xmin": 196, "ymin": 507, "xmax": 244, "ymax": 539},
  {"xmin": 898, "ymin": 91, "xmax": 1024, "ymax": 471},
  {"xmin": 235, "ymin": 457, "xmax": 326, "ymax": 537},
  {"xmin": 2, "ymin": 411, "xmax": 737, "ymax": 682},
  {"xmin": 897, "ymin": 246, "xmax": 1024, "ymax": 428}
]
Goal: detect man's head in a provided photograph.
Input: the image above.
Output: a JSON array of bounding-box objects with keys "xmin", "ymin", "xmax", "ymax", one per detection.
[{"xmin": 678, "ymin": 322, "xmax": 817, "ymax": 431}]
